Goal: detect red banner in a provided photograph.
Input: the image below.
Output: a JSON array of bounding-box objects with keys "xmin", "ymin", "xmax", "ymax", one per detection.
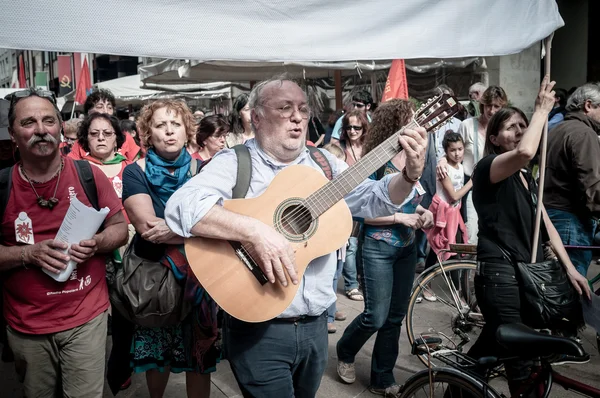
[
  {"xmin": 75, "ymin": 56, "xmax": 92, "ymax": 105},
  {"xmin": 57, "ymin": 55, "xmax": 73, "ymax": 96},
  {"xmin": 381, "ymin": 59, "xmax": 409, "ymax": 102}
]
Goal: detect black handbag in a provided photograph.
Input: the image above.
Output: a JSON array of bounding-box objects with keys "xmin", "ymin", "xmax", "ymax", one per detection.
[{"xmin": 496, "ymin": 244, "xmax": 583, "ymax": 330}]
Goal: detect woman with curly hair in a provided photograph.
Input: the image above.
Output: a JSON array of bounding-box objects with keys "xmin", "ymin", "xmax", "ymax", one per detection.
[
  {"xmin": 226, "ymin": 93, "xmax": 253, "ymax": 147},
  {"xmin": 74, "ymin": 113, "xmax": 130, "ymax": 200},
  {"xmin": 118, "ymin": 100, "xmax": 219, "ymax": 398},
  {"xmin": 336, "ymin": 99, "xmax": 434, "ymax": 396}
]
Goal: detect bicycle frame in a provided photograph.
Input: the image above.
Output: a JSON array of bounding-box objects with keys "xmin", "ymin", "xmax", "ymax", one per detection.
[{"xmin": 512, "ymin": 362, "xmax": 600, "ymax": 398}]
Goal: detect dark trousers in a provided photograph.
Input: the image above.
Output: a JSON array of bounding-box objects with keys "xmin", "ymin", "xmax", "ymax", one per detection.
[
  {"xmin": 468, "ymin": 261, "xmax": 532, "ymax": 393},
  {"xmin": 337, "ymin": 237, "xmax": 416, "ymax": 389},
  {"xmin": 224, "ymin": 313, "xmax": 328, "ymax": 398}
]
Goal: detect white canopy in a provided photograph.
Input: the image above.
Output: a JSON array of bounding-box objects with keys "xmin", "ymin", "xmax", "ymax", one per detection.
[
  {"xmin": 58, "ymin": 74, "xmax": 231, "ymax": 112},
  {"xmin": 0, "ymin": 1, "xmax": 562, "ymax": 61}
]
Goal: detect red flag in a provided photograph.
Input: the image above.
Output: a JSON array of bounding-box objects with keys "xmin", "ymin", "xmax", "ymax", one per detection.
[
  {"xmin": 18, "ymin": 54, "xmax": 27, "ymax": 89},
  {"xmin": 381, "ymin": 59, "xmax": 409, "ymax": 102},
  {"xmin": 75, "ymin": 56, "xmax": 92, "ymax": 105}
]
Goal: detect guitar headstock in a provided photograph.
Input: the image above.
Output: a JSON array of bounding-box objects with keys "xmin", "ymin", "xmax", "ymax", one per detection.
[{"xmin": 414, "ymin": 94, "xmax": 460, "ymax": 132}]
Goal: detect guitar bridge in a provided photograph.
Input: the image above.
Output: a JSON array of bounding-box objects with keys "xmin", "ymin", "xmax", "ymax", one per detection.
[{"xmin": 229, "ymin": 241, "xmax": 268, "ymax": 286}]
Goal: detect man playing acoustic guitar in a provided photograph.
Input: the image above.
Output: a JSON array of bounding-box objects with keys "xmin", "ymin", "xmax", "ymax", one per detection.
[{"xmin": 165, "ymin": 76, "xmax": 428, "ymax": 398}]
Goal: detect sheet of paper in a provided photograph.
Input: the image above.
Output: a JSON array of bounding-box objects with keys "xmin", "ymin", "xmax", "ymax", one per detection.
[
  {"xmin": 582, "ymin": 293, "xmax": 600, "ymax": 334},
  {"xmin": 44, "ymin": 197, "xmax": 110, "ymax": 282}
]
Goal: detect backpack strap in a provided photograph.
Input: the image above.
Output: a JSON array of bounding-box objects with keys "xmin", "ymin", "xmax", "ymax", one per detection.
[
  {"xmin": 307, "ymin": 146, "xmax": 333, "ymax": 181},
  {"xmin": 0, "ymin": 166, "xmax": 14, "ymax": 242},
  {"xmin": 232, "ymin": 145, "xmax": 252, "ymax": 199},
  {"xmin": 73, "ymin": 160, "xmax": 100, "ymax": 211}
]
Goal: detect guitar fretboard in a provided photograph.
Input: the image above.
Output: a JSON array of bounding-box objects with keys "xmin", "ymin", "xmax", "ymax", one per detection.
[{"xmin": 305, "ymin": 119, "xmax": 419, "ymax": 217}]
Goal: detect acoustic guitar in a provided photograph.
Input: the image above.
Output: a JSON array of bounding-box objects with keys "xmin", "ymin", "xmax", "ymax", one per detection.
[{"xmin": 185, "ymin": 94, "xmax": 460, "ymax": 322}]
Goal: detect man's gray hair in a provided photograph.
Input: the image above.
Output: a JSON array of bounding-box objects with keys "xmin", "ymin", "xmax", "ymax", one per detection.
[
  {"xmin": 566, "ymin": 83, "xmax": 600, "ymax": 112},
  {"xmin": 248, "ymin": 73, "xmax": 299, "ymax": 117},
  {"xmin": 469, "ymin": 82, "xmax": 487, "ymax": 94}
]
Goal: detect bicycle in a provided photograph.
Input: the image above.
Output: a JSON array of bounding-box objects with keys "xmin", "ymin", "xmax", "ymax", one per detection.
[
  {"xmin": 399, "ymin": 323, "xmax": 599, "ymax": 398},
  {"xmin": 406, "ymin": 243, "xmax": 484, "ymax": 367}
]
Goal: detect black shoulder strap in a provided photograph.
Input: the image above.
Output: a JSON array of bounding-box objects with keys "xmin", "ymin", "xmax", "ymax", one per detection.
[
  {"xmin": 232, "ymin": 145, "xmax": 252, "ymax": 199},
  {"xmin": 307, "ymin": 146, "xmax": 333, "ymax": 181},
  {"xmin": 0, "ymin": 166, "xmax": 14, "ymax": 241},
  {"xmin": 73, "ymin": 160, "xmax": 100, "ymax": 211},
  {"xmin": 375, "ymin": 165, "xmax": 386, "ymax": 181}
]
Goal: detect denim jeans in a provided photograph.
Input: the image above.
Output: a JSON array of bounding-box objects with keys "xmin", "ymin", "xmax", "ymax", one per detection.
[
  {"xmin": 343, "ymin": 237, "xmax": 360, "ymax": 291},
  {"xmin": 224, "ymin": 313, "xmax": 328, "ymax": 398},
  {"xmin": 415, "ymin": 229, "xmax": 428, "ymax": 263},
  {"xmin": 468, "ymin": 262, "xmax": 532, "ymax": 394},
  {"xmin": 547, "ymin": 208, "xmax": 598, "ymax": 277},
  {"xmin": 327, "ymin": 258, "xmax": 344, "ymax": 323},
  {"xmin": 337, "ymin": 237, "xmax": 416, "ymax": 389}
]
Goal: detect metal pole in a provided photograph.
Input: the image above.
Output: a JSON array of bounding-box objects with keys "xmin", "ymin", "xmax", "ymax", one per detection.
[{"xmin": 530, "ymin": 34, "xmax": 553, "ymax": 263}]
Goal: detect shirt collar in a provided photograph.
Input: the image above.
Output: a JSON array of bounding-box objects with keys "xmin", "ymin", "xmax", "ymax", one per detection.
[{"xmin": 248, "ymin": 138, "xmax": 310, "ymax": 168}]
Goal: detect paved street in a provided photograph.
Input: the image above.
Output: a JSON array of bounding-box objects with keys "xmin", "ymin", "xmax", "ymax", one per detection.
[{"xmin": 3, "ymin": 263, "xmax": 600, "ymax": 397}]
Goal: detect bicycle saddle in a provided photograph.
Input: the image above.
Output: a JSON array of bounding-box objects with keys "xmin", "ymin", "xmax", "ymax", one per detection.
[{"xmin": 496, "ymin": 323, "xmax": 587, "ymax": 359}]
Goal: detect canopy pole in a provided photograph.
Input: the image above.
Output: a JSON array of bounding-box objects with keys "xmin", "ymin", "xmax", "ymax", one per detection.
[
  {"xmin": 334, "ymin": 70, "xmax": 342, "ymax": 110},
  {"xmin": 531, "ymin": 34, "xmax": 554, "ymax": 263}
]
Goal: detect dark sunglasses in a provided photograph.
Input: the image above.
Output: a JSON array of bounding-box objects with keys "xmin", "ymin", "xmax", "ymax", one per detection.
[
  {"xmin": 9, "ymin": 88, "xmax": 57, "ymax": 106},
  {"xmin": 345, "ymin": 125, "xmax": 363, "ymax": 131},
  {"xmin": 352, "ymin": 102, "xmax": 366, "ymax": 109}
]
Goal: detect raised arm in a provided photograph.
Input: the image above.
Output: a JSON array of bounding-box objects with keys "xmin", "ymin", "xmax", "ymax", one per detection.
[{"xmin": 489, "ymin": 76, "xmax": 556, "ymax": 184}]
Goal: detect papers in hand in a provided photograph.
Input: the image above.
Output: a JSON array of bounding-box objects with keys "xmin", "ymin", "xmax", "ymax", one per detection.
[{"xmin": 44, "ymin": 197, "xmax": 110, "ymax": 282}]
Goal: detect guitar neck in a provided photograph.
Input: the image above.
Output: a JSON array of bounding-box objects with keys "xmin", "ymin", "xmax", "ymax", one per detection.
[{"xmin": 306, "ymin": 119, "xmax": 419, "ymax": 218}]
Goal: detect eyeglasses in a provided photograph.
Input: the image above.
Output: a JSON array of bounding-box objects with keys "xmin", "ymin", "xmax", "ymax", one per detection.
[
  {"xmin": 89, "ymin": 130, "xmax": 116, "ymax": 139},
  {"xmin": 345, "ymin": 125, "xmax": 363, "ymax": 131},
  {"xmin": 262, "ymin": 104, "xmax": 311, "ymax": 120},
  {"xmin": 9, "ymin": 88, "xmax": 57, "ymax": 106},
  {"xmin": 352, "ymin": 102, "xmax": 366, "ymax": 109}
]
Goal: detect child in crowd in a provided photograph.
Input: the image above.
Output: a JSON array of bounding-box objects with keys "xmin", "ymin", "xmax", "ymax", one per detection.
[
  {"xmin": 323, "ymin": 143, "xmax": 348, "ymax": 333},
  {"xmin": 425, "ymin": 132, "xmax": 471, "ymax": 261}
]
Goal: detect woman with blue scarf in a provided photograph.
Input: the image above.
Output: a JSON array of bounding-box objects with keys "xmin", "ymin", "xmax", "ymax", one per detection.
[{"xmin": 115, "ymin": 100, "xmax": 218, "ymax": 398}]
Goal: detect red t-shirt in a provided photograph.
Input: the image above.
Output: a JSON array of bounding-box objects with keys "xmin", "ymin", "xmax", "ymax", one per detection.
[{"xmin": 1, "ymin": 157, "xmax": 123, "ymax": 334}]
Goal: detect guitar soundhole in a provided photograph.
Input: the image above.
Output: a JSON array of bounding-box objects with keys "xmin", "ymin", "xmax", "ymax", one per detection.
[{"xmin": 280, "ymin": 204, "xmax": 313, "ymax": 236}]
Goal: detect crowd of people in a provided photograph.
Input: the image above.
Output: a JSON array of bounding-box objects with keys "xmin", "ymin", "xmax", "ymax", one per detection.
[{"xmin": 0, "ymin": 73, "xmax": 599, "ymax": 398}]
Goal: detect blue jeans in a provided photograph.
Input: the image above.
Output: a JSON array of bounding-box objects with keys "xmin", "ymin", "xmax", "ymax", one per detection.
[
  {"xmin": 327, "ymin": 258, "xmax": 344, "ymax": 323},
  {"xmin": 337, "ymin": 237, "xmax": 417, "ymax": 389},
  {"xmin": 224, "ymin": 313, "xmax": 328, "ymax": 398},
  {"xmin": 415, "ymin": 229, "xmax": 428, "ymax": 263},
  {"xmin": 343, "ymin": 237, "xmax": 360, "ymax": 291},
  {"xmin": 547, "ymin": 208, "xmax": 598, "ymax": 277}
]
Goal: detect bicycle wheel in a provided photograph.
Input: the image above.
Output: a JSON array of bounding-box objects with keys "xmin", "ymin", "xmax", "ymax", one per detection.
[
  {"xmin": 400, "ymin": 368, "xmax": 496, "ymax": 398},
  {"xmin": 406, "ymin": 261, "xmax": 484, "ymax": 367}
]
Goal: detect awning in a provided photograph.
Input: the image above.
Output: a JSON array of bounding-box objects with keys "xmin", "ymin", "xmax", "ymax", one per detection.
[{"xmin": 0, "ymin": 1, "xmax": 562, "ymax": 61}]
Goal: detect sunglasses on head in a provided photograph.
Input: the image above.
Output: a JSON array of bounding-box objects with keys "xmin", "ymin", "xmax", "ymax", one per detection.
[{"xmin": 10, "ymin": 88, "xmax": 57, "ymax": 106}]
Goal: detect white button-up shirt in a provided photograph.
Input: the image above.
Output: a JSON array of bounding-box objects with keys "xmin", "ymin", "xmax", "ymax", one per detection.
[{"xmin": 165, "ymin": 139, "xmax": 413, "ymax": 318}]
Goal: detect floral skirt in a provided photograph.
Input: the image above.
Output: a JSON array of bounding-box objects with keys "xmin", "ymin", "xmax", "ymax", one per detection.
[{"xmin": 131, "ymin": 311, "xmax": 221, "ymax": 374}]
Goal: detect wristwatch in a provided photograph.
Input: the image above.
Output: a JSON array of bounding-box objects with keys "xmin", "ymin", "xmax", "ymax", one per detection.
[{"xmin": 402, "ymin": 166, "xmax": 420, "ymax": 184}]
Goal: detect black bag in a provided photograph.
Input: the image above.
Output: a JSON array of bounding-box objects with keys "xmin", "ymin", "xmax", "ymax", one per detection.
[
  {"xmin": 108, "ymin": 158, "xmax": 197, "ymax": 328},
  {"xmin": 496, "ymin": 244, "xmax": 583, "ymax": 330}
]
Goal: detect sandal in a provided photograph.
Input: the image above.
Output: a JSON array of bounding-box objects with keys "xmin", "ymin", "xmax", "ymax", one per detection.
[{"xmin": 346, "ymin": 288, "xmax": 364, "ymax": 301}]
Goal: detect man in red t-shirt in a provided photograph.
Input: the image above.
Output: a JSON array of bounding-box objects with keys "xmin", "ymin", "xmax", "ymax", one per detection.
[{"xmin": 0, "ymin": 89, "xmax": 128, "ymax": 398}]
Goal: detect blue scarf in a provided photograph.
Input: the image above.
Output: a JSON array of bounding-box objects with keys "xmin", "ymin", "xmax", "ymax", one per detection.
[{"xmin": 145, "ymin": 148, "xmax": 192, "ymax": 205}]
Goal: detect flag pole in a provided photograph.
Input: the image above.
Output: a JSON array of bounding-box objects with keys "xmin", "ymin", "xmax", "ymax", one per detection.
[
  {"xmin": 531, "ymin": 34, "xmax": 554, "ymax": 263},
  {"xmin": 70, "ymin": 101, "xmax": 76, "ymax": 120}
]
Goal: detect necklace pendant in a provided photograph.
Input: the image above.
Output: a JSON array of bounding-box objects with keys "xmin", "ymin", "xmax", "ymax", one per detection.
[
  {"xmin": 37, "ymin": 197, "xmax": 49, "ymax": 208},
  {"xmin": 48, "ymin": 197, "xmax": 59, "ymax": 207}
]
